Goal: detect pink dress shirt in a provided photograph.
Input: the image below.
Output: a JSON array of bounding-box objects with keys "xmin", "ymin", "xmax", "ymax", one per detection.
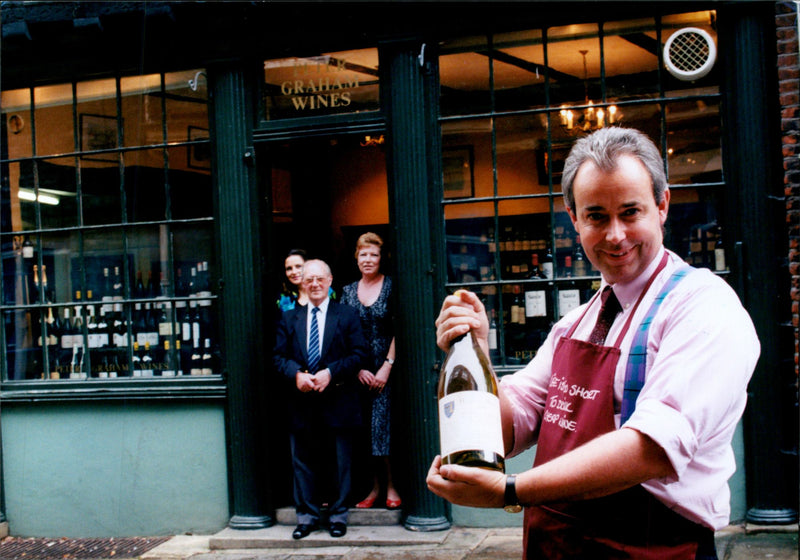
[{"xmin": 500, "ymin": 247, "xmax": 760, "ymax": 529}]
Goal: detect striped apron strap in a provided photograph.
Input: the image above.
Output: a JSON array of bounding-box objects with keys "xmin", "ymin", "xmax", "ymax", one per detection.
[{"xmin": 620, "ymin": 266, "xmax": 694, "ymax": 425}]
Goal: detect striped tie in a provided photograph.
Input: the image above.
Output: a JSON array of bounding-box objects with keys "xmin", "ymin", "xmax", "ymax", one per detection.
[{"xmin": 308, "ymin": 306, "xmax": 320, "ymax": 373}]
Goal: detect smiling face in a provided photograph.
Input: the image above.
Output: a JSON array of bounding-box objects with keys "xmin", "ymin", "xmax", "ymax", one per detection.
[
  {"xmin": 356, "ymin": 243, "xmax": 381, "ymax": 277},
  {"xmin": 567, "ymin": 154, "xmax": 670, "ymax": 285},
  {"xmin": 302, "ymin": 260, "xmax": 333, "ymax": 307},
  {"xmin": 284, "ymin": 255, "xmax": 305, "ymax": 288}
]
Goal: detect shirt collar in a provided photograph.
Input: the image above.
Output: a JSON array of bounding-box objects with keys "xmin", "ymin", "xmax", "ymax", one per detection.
[
  {"xmin": 602, "ymin": 247, "xmax": 666, "ymax": 311},
  {"xmin": 309, "ymin": 297, "xmax": 330, "ymax": 315}
]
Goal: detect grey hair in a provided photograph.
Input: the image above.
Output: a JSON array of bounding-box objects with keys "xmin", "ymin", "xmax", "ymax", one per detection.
[{"xmin": 560, "ymin": 127, "xmax": 668, "ymax": 211}]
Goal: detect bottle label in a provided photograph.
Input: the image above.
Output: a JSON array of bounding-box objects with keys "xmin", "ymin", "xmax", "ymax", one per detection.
[
  {"xmin": 542, "ymin": 262, "xmax": 554, "ymax": 280},
  {"xmin": 439, "ymin": 391, "xmax": 504, "ymax": 458},
  {"xmin": 558, "ymin": 289, "xmax": 580, "ymax": 317},
  {"xmin": 524, "ymin": 290, "xmax": 547, "ymax": 318}
]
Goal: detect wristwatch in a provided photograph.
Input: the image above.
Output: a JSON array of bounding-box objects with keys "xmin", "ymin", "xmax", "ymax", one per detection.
[
  {"xmin": 385, "ymin": 358, "xmax": 395, "ymax": 365},
  {"xmin": 503, "ymin": 474, "xmax": 523, "ymax": 513}
]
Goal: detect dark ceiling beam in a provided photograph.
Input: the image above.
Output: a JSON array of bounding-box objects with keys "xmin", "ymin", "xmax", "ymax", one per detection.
[
  {"xmin": 620, "ymin": 32, "xmax": 661, "ymax": 57},
  {"xmin": 478, "ymin": 49, "xmax": 578, "ymax": 83}
]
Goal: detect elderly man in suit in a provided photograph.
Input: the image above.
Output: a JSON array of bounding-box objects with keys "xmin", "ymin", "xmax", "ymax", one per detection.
[{"xmin": 273, "ymin": 259, "xmax": 368, "ymax": 540}]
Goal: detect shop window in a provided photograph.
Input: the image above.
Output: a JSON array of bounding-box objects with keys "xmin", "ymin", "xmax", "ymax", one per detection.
[
  {"xmin": 0, "ymin": 69, "xmax": 217, "ymax": 386},
  {"xmin": 263, "ymin": 47, "xmax": 380, "ymax": 121},
  {"xmin": 439, "ymin": 11, "xmax": 724, "ymax": 370}
]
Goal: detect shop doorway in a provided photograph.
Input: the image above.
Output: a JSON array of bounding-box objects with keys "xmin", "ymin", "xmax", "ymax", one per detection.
[{"xmin": 257, "ymin": 130, "xmax": 392, "ymax": 509}]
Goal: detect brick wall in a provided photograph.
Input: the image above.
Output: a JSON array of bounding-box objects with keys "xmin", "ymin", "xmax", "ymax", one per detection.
[{"xmin": 777, "ymin": 2, "xmax": 800, "ymax": 374}]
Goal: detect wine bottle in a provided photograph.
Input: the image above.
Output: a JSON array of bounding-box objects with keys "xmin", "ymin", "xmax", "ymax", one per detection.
[
  {"xmin": 541, "ymin": 244, "xmax": 554, "ymax": 280},
  {"xmin": 201, "ymin": 337, "xmax": 213, "ymax": 375},
  {"xmin": 573, "ymin": 240, "xmax": 588, "ymax": 277},
  {"xmin": 141, "ymin": 341, "xmax": 155, "ymax": 377},
  {"xmin": 437, "ymin": 314, "xmax": 505, "ymax": 472}
]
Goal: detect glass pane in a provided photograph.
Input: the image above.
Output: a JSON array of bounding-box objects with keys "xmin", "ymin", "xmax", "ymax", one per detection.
[
  {"xmin": 497, "ymin": 200, "xmax": 552, "ymax": 281},
  {"xmin": 444, "ymin": 202, "xmax": 496, "ymax": 285},
  {"xmin": 39, "ymin": 157, "xmax": 79, "ymax": 230},
  {"xmin": 34, "ymin": 83, "xmax": 75, "ymax": 157},
  {"xmin": 664, "ymin": 186, "xmax": 725, "ymax": 272},
  {"xmin": 264, "ymin": 48, "xmax": 379, "ymax": 120},
  {"xmin": 496, "ymin": 114, "xmax": 549, "ymax": 197},
  {"xmin": 547, "ymin": 23, "xmax": 601, "ymax": 109},
  {"xmin": 2, "ymin": 88, "xmax": 33, "ymax": 159},
  {"xmin": 439, "ymin": 35, "xmax": 491, "ymax": 116},
  {"xmin": 604, "ymin": 18, "xmax": 660, "ymax": 101},
  {"xmin": 77, "ymin": 79, "xmax": 119, "ymax": 163},
  {"xmin": 165, "ymin": 69, "xmax": 209, "ymax": 144},
  {"xmin": 665, "ymin": 97, "xmax": 721, "ymax": 185},
  {"xmin": 167, "ymin": 145, "xmax": 213, "ymax": 220},
  {"xmin": 662, "ymin": 11, "xmax": 719, "ymax": 94},
  {"xmin": 493, "ymin": 29, "xmax": 547, "ymax": 112},
  {"xmin": 442, "ymin": 118, "xmax": 492, "ymax": 198},
  {"xmin": 502, "ymin": 282, "xmax": 551, "ymax": 366},
  {"xmin": 120, "ymin": 74, "xmax": 164, "ymax": 148},
  {"xmin": 125, "ymin": 148, "xmax": 166, "ymax": 223}
]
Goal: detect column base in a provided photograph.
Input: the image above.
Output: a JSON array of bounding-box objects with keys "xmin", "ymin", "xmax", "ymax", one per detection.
[
  {"xmin": 404, "ymin": 515, "xmax": 451, "ymax": 532},
  {"xmin": 746, "ymin": 508, "xmax": 798, "ymax": 525},
  {"xmin": 228, "ymin": 514, "xmax": 274, "ymax": 529}
]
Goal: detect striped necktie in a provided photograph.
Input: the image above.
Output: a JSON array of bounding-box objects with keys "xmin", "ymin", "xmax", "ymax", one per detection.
[{"xmin": 308, "ymin": 306, "xmax": 320, "ymax": 372}]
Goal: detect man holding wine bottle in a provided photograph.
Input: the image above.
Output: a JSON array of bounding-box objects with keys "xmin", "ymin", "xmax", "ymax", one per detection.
[
  {"xmin": 273, "ymin": 259, "xmax": 368, "ymax": 540},
  {"xmin": 427, "ymin": 127, "xmax": 760, "ymax": 559}
]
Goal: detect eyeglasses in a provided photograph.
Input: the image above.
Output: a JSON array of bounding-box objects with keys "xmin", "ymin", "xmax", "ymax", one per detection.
[{"xmin": 302, "ymin": 276, "xmax": 329, "ymax": 285}]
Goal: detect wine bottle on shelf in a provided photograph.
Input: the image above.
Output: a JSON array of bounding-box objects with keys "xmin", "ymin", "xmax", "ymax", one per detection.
[
  {"xmin": 32, "ymin": 264, "xmax": 41, "ymax": 303},
  {"xmin": 41, "ymin": 265, "xmax": 51, "ymax": 303},
  {"xmin": 511, "ymin": 286, "xmax": 525, "ymax": 326},
  {"xmin": 141, "ymin": 341, "xmax": 155, "ymax": 377},
  {"xmin": 527, "ymin": 253, "xmax": 542, "ymax": 279},
  {"xmin": 190, "ymin": 342, "xmax": 203, "ymax": 376},
  {"xmin": 132, "ymin": 341, "xmax": 142, "ymax": 377},
  {"xmin": 541, "ymin": 244, "xmax": 554, "ymax": 280},
  {"xmin": 201, "ymin": 338, "xmax": 213, "ymax": 375},
  {"xmin": 573, "ymin": 239, "xmax": 588, "ymax": 277},
  {"xmin": 487, "ymin": 308, "xmax": 500, "ymax": 363},
  {"xmin": 72, "ymin": 292, "xmax": 85, "ymax": 350},
  {"xmin": 714, "ymin": 228, "xmax": 726, "ymax": 272},
  {"xmin": 160, "ymin": 339, "xmax": 177, "ymax": 377},
  {"xmin": 135, "ymin": 270, "xmax": 145, "ymax": 299},
  {"xmin": 437, "ymin": 304, "xmax": 505, "ymax": 472}
]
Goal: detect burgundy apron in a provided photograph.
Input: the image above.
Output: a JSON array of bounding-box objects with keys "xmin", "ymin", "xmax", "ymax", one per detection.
[{"xmin": 524, "ymin": 254, "xmax": 711, "ymax": 559}]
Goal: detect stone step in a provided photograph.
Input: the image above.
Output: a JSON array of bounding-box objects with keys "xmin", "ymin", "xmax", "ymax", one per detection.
[{"xmin": 275, "ymin": 506, "xmax": 402, "ymax": 526}]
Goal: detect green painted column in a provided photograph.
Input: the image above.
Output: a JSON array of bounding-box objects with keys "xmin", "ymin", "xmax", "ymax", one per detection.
[
  {"xmin": 210, "ymin": 64, "xmax": 273, "ymax": 529},
  {"xmin": 718, "ymin": 3, "xmax": 798, "ymax": 525},
  {"xmin": 382, "ymin": 39, "xmax": 450, "ymax": 532}
]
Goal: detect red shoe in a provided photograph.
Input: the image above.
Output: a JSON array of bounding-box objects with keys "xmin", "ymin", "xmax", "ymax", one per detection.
[
  {"xmin": 356, "ymin": 496, "xmax": 376, "ymax": 509},
  {"xmin": 386, "ymin": 498, "xmax": 402, "ymax": 510}
]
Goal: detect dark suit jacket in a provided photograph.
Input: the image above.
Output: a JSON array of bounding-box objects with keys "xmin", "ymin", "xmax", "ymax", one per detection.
[{"xmin": 273, "ymin": 299, "xmax": 368, "ymax": 430}]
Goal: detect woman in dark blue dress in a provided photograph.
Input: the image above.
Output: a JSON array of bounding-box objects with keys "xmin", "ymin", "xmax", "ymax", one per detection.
[{"xmin": 340, "ymin": 233, "xmax": 401, "ymax": 509}]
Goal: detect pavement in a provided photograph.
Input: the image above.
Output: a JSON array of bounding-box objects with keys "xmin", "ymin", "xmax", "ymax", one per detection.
[{"xmin": 140, "ymin": 523, "xmax": 799, "ymax": 560}]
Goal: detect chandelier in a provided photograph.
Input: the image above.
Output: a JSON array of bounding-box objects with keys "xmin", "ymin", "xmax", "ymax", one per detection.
[{"xmin": 559, "ymin": 50, "xmax": 620, "ymax": 134}]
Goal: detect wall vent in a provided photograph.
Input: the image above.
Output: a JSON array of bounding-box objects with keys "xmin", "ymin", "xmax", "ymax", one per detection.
[{"xmin": 664, "ymin": 28, "xmax": 717, "ymax": 81}]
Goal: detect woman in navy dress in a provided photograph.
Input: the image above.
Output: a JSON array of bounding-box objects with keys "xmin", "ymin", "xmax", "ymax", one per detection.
[{"xmin": 340, "ymin": 233, "xmax": 401, "ymax": 509}]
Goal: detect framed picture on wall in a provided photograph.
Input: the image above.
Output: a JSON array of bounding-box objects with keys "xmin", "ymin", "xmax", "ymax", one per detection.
[
  {"xmin": 443, "ymin": 146, "xmax": 474, "ymax": 199},
  {"xmin": 536, "ymin": 140, "xmax": 572, "ymax": 185},
  {"xmin": 80, "ymin": 114, "xmax": 119, "ymax": 162}
]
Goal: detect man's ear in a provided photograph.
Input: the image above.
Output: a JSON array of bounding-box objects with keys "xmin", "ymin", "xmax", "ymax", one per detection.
[
  {"xmin": 658, "ymin": 188, "xmax": 671, "ymax": 225},
  {"xmin": 567, "ymin": 206, "xmax": 579, "ymax": 232}
]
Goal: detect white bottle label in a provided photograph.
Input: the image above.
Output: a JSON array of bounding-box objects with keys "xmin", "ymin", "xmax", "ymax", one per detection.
[
  {"xmin": 524, "ymin": 290, "xmax": 547, "ymax": 317},
  {"xmin": 439, "ymin": 391, "xmax": 504, "ymax": 458},
  {"xmin": 558, "ymin": 289, "xmax": 580, "ymax": 317},
  {"xmin": 542, "ymin": 262, "xmax": 554, "ymax": 280},
  {"xmin": 488, "ymin": 327, "xmax": 498, "ymax": 350}
]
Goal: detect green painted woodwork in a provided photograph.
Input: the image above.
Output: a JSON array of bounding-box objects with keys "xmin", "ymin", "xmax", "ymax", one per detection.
[{"xmin": 1, "ymin": 401, "xmax": 228, "ymax": 537}]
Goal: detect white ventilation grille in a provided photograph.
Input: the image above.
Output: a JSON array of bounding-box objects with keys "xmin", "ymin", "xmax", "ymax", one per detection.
[{"xmin": 664, "ymin": 27, "xmax": 717, "ymax": 81}]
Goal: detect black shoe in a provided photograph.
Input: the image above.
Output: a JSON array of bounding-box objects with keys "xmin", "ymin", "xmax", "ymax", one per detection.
[
  {"xmin": 329, "ymin": 522, "xmax": 347, "ymax": 538},
  {"xmin": 292, "ymin": 523, "xmax": 318, "ymax": 540}
]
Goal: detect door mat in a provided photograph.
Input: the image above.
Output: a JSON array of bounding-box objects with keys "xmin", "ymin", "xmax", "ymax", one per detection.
[{"xmin": 0, "ymin": 536, "xmax": 170, "ymax": 559}]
